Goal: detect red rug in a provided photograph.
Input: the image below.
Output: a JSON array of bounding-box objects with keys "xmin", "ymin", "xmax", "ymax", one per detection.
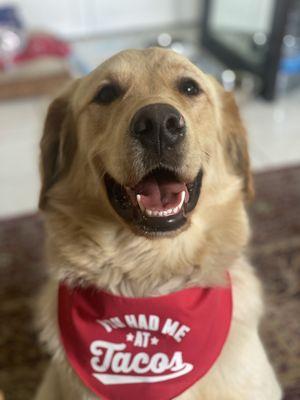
[{"xmin": 0, "ymin": 166, "xmax": 299, "ymax": 400}]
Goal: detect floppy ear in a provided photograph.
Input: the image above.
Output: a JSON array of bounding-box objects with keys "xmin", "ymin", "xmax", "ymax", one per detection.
[
  {"xmin": 216, "ymin": 84, "xmax": 254, "ymax": 201},
  {"xmin": 39, "ymin": 83, "xmax": 78, "ymax": 209}
]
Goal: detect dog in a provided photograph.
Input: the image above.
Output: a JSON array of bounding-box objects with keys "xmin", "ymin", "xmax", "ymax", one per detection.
[{"xmin": 34, "ymin": 48, "xmax": 282, "ymax": 400}]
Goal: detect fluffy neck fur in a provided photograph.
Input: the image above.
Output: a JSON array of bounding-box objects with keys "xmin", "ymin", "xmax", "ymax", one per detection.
[{"xmin": 43, "ymin": 179, "xmax": 249, "ymax": 297}]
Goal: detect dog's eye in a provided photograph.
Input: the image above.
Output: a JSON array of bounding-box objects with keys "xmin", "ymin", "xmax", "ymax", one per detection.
[
  {"xmin": 178, "ymin": 78, "xmax": 201, "ymax": 96},
  {"xmin": 93, "ymin": 84, "xmax": 121, "ymax": 104}
]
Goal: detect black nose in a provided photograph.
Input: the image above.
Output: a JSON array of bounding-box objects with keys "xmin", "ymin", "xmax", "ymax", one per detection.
[{"xmin": 130, "ymin": 103, "xmax": 186, "ymax": 155}]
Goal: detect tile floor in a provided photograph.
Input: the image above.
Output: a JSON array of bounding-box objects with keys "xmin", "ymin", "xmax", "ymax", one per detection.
[{"xmin": 0, "ymin": 82, "xmax": 299, "ymax": 219}]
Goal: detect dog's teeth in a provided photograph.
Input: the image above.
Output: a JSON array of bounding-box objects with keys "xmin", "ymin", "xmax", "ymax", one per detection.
[
  {"xmin": 136, "ymin": 194, "xmax": 145, "ymax": 212},
  {"xmin": 179, "ymin": 191, "xmax": 186, "ymax": 209},
  {"xmin": 144, "ymin": 204, "xmax": 185, "ymax": 218}
]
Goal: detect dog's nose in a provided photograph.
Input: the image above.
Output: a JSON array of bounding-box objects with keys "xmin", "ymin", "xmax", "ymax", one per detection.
[{"xmin": 130, "ymin": 103, "xmax": 186, "ymax": 154}]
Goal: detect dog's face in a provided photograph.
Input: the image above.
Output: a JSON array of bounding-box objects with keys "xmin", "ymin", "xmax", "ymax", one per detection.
[{"xmin": 39, "ymin": 48, "xmax": 253, "ymax": 238}]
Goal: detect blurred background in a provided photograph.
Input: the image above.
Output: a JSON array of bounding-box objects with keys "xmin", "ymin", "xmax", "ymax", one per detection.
[{"xmin": 0, "ymin": 1, "xmax": 299, "ymax": 399}]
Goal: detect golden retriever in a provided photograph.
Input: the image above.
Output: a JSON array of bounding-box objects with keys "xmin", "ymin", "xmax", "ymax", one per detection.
[{"xmin": 35, "ymin": 48, "xmax": 281, "ymax": 400}]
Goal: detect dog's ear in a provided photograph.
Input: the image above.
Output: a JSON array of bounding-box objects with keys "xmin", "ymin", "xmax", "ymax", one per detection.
[
  {"xmin": 213, "ymin": 79, "xmax": 254, "ymax": 201},
  {"xmin": 39, "ymin": 82, "xmax": 78, "ymax": 209}
]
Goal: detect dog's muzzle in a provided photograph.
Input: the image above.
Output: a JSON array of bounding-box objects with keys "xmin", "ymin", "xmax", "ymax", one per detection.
[{"xmin": 104, "ymin": 103, "xmax": 202, "ymax": 236}]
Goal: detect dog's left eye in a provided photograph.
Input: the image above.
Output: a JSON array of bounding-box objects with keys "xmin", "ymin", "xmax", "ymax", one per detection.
[
  {"xmin": 93, "ymin": 84, "xmax": 121, "ymax": 104},
  {"xmin": 178, "ymin": 78, "xmax": 201, "ymax": 97}
]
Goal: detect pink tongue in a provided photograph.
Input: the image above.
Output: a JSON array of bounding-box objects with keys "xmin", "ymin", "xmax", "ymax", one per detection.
[{"xmin": 135, "ymin": 174, "xmax": 188, "ymax": 211}]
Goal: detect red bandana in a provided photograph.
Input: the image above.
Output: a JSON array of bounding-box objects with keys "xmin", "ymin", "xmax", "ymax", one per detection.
[{"xmin": 58, "ymin": 278, "xmax": 232, "ymax": 400}]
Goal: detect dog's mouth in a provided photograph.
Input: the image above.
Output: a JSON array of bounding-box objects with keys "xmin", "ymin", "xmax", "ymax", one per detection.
[{"xmin": 104, "ymin": 168, "xmax": 203, "ymax": 235}]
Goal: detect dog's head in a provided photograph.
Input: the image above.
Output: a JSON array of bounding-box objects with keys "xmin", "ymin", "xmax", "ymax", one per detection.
[{"xmin": 39, "ymin": 48, "xmax": 253, "ymax": 239}]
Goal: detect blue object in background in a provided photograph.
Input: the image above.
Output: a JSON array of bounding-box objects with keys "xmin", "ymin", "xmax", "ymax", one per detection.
[
  {"xmin": 280, "ymin": 54, "xmax": 300, "ymax": 74},
  {"xmin": 0, "ymin": 5, "xmax": 23, "ymax": 30},
  {"xmin": 0, "ymin": 5, "xmax": 26, "ymax": 69}
]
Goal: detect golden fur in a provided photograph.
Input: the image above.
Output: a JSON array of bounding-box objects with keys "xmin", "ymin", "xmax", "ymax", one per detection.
[{"xmin": 35, "ymin": 48, "xmax": 281, "ymax": 399}]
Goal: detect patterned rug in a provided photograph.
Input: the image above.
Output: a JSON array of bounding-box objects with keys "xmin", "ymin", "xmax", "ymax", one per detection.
[
  {"xmin": 0, "ymin": 166, "xmax": 299, "ymax": 400},
  {"xmin": 248, "ymin": 166, "xmax": 300, "ymax": 400}
]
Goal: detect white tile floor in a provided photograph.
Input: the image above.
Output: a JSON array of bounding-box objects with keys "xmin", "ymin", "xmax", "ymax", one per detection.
[
  {"xmin": 242, "ymin": 90, "xmax": 300, "ymax": 170},
  {"xmin": 0, "ymin": 87, "xmax": 299, "ymax": 219}
]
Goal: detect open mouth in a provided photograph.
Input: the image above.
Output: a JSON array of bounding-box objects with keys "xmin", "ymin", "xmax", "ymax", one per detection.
[{"xmin": 104, "ymin": 168, "xmax": 202, "ymax": 235}]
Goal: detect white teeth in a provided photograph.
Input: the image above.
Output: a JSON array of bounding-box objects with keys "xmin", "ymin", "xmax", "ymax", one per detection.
[
  {"xmin": 139, "ymin": 190, "xmax": 186, "ymax": 218},
  {"xmin": 179, "ymin": 191, "xmax": 186, "ymax": 209},
  {"xmin": 136, "ymin": 194, "xmax": 145, "ymax": 212}
]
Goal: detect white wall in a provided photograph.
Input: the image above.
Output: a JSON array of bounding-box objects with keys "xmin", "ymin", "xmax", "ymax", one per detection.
[
  {"xmin": 1, "ymin": 0, "xmax": 275, "ymax": 39},
  {"xmin": 211, "ymin": 0, "xmax": 274, "ymax": 33},
  {"xmin": 0, "ymin": 0, "xmax": 200, "ymax": 38}
]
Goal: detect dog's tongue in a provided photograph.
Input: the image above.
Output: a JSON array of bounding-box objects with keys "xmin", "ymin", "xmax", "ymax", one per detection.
[{"xmin": 134, "ymin": 171, "xmax": 189, "ymax": 210}]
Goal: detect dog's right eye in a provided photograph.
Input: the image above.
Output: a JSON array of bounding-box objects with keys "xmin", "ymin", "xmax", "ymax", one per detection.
[{"xmin": 93, "ymin": 84, "xmax": 121, "ymax": 105}]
